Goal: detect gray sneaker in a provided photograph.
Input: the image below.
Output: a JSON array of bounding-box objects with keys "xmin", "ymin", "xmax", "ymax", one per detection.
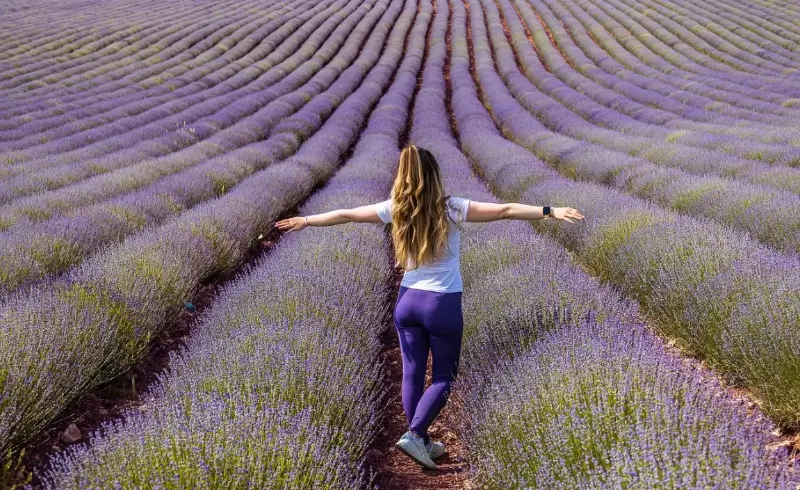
[
  {"xmin": 395, "ymin": 431, "xmax": 438, "ymax": 469},
  {"xmin": 426, "ymin": 440, "xmax": 446, "ymax": 459}
]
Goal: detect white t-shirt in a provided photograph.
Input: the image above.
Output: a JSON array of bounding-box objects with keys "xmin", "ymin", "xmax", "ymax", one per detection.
[{"xmin": 374, "ymin": 196, "xmax": 470, "ymax": 293}]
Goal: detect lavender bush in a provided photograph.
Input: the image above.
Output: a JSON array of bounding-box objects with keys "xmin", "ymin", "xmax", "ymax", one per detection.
[
  {"xmin": 0, "ymin": 0, "xmax": 300, "ymax": 110},
  {"xmin": 407, "ymin": 3, "xmax": 797, "ymax": 486},
  {"xmin": 475, "ymin": 0, "xmax": 800, "ymax": 196},
  {"xmin": 526, "ymin": 0, "xmax": 800, "ymax": 125},
  {"xmin": 0, "ymin": 0, "xmax": 404, "ymax": 295},
  {"xmin": 450, "ymin": 0, "xmax": 800, "ymax": 429},
  {"xmin": 0, "ymin": 0, "xmax": 270, "ymax": 106},
  {"xmin": 562, "ymin": 0, "xmax": 800, "ymax": 93},
  {"xmin": 499, "ymin": 0, "xmax": 800, "ymax": 166},
  {"xmin": 458, "ymin": 320, "xmax": 797, "ymax": 490},
  {"xmin": 0, "ymin": 0, "xmax": 360, "ymax": 197},
  {"xmin": 0, "ymin": 0, "xmax": 342, "ymax": 193},
  {"xmin": 39, "ymin": 6, "xmax": 426, "ymax": 484},
  {"xmin": 0, "ymin": 1, "xmax": 307, "ymax": 147},
  {"xmin": 0, "ymin": 0, "xmax": 407, "ymax": 463},
  {"xmin": 469, "ymin": 0, "xmax": 799, "ymax": 253}
]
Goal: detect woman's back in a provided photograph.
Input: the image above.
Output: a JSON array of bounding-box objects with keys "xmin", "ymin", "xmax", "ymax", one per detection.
[{"xmin": 375, "ymin": 196, "xmax": 470, "ymax": 293}]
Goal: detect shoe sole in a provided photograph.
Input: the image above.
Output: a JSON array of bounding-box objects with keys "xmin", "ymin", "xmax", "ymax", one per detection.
[{"xmin": 395, "ymin": 442, "xmax": 438, "ymax": 470}]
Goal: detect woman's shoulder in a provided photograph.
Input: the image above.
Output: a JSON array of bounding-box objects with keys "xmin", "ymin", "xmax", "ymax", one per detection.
[
  {"xmin": 446, "ymin": 195, "xmax": 470, "ymax": 209},
  {"xmin": 445, "ymin": 196, "xmax": 470, "ymax": 223}
]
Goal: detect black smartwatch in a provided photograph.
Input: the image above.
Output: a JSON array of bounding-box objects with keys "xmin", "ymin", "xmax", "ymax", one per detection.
[{"xmin": 543, "ymin": 206, "xmax": 551, "ymax": 217}]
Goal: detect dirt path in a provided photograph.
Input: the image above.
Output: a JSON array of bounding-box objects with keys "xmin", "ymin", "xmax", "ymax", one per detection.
[{"xmin": 366, "ymin": 266, "xmax": 473, "ymax": 490}]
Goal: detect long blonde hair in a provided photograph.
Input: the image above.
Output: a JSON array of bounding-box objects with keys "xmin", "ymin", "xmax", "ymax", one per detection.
[{"xmin": 390, "ymin": 145, "xmax": 459, "ymax": 270}]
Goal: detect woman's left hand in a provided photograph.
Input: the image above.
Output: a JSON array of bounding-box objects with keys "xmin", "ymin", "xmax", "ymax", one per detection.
[
  {"xmin": 549, "ymin": 207, "xmax": 584, "ymax": 223},
  {"xmin": 275, "ymin": 216, "xmax": 308, "ymax": 233}
]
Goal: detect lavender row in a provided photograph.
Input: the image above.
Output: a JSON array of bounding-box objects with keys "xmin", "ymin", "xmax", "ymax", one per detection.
[
  {"xmin": 492, "ymin": 0, "xmax": 800, "ymax": 192},
  {"xmin": 0, "ymin": 0, "xmax": 241, "ymax": 84},
  {"xmin": 457, "ymin": 317, "xmax": 798, "ymax": 489},
  {"xmin": 0, "ymin": 0, "xmax": 314, "ymax": 147},
  {"xmin": 484, "ymin": 0, "xmax": 800, "ymax": 194},
  {"xmin": 563, "ymin": 0, "xmax": 800, "ymax": 95},
  {"xmin": 0, "ymin": 11, "xmax": 140, "ymax": 68},
  {"xmin": 412, "ymin": 3, "xmax": 795, "ymax": 486},
  {"xmin": 612, "ymin": 0, "xmax": 799, "ymax": 74},
  {"xmin": 504, "ymin": 0, "xmax": 800, "ymax": 161},
  {"xmin": 0, "ymin": 0, "xmax": 343, "ymax": 191},
  {"xmin": 0, "ymin": 0, "xmax": 166, "ymax": 48},
  {"xmin": 647, "ymin": 0, "xmax": 800, "ymax": 65},
  {"xmin": 539, "ymin": 0, "xmax": 800, "ymax": 127},
  {"xmin": 0, "ymin": 0, "xmax": 368, "ymax": 209},
  {"xmin": 0, "ymin": 0, "xmax": 255, "ymax": 104},
  {"xmin": 40, "ymin": 128, "xmax": 397, "ymax": 490},
  {"xmin": 0, "ymin": 0, "xmax": 229, "ymax": 85},
  {"xmin": 454, "ymin": 0, "xmax": 800, "ymax": 430},
  {"xmin": 0, "ymin": 0, "xmax": 309, "ymax": 151},
  {"xmin": 0, "ymin": 0, "xmax": 375, "ymax": 228},
  {"xmin": 0, "ymin": 0, "xmax": 343, "ymax": 164},
  {"xmin": 563, "ymin": 0, "xmax": 800, "ymax": 104},
  {"xmin": 0, "ymin": 0, "xmax": 301, "ymax": 137},
  {"xmin": 753, "ymin": 0, "xmax": 800, "ymax": 14},
  {"xmin": 578, "ymin": 0, "xmax": 800, "ymax": 83},
  {"xmin": 703, "ymin": 0, "xmax": 800, "ymax": 45},
  {"xmin": 514, "ymin": 0, "xmax": 800, "ymax": 130},
  {"xmin": 0, "ymin": 0, "xmax": 360, "ymax": 198},
  {"xmin": 0, "ymin": 0, "xmax": 392, "ymax": 241},
  {"xmin": 0, "ymin": 0, "xmax": 404, "ymax": 297},
  {"xmin": 0, "ymin": 1, "xmax": 175, "ymax": 67},
  {"xmin": 0, "ymin": 0, "xmax": 404, "ymax": 462},
  {"xmin": 682, "ymin": 0, "xmax": 800, "ymax": 22},
  {"xmin": 0, "ymin": 0, "xmax": 258, "ymax": 100},
  {"xmin": 0, "ymin": 0, "xmax": 309, "ymax": 137},
  {"xmin": 526, "ymin": 0, "xmax": 800, "ymax": 127},
  {"xmin": 550, "ymin": 0, "xmax": 800, "ymax": 114},
  {"xmin": 695, "ymin": 0, "xmax": 800, "ymax": 61},
  {"xmin": 496, "ymin": 2, "xmax": 800, "ymax": 168},
  {"xmin": 510, "ymin": 0, "xmax": 800, "ymax": 125},
  {"xmin": 37, "ymin": 3, "xmax": 425, "ymax": 484},
  {"xmin": 471, "ymin": 0, "xmax": 799, "ymax": 252},
  {"xmin": 628, "ymin": 0, "xmax": 800, "ymax": 71},
  {"xmin": 0, "ymin": 1, "xmax": 124, "ymax": 46},
  {"xmin": 0, "ymin": 0, "xmax": 167, "ymax": 66},
  {"xmin": 762, "ymin": 0, "xmax": 800, "ymax": 15}
]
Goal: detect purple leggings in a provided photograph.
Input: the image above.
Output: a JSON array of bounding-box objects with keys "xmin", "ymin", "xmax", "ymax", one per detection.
[{"xmin": 394, "ymin": 286, "xmax": 464, "ymax": 442}]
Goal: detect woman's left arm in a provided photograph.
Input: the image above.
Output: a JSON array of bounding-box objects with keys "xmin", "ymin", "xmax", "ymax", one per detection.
[{"xmin": 275, "ymin": 204, "xmax": 383, "ymax": 232}]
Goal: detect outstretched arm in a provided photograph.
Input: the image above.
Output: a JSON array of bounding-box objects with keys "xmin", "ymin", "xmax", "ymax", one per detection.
[
  {"xmin": 275, "ymin": 204, "xmax": 383, "ymax": 232},
  {"xmin": 466, "ymin": 201, "xmax": 584, "ymax": 223}
]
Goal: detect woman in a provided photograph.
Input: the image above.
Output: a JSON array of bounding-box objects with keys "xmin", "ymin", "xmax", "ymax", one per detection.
[{"xmin": 276, "ymin": 145, "xmax": 584, "ymax": 470}]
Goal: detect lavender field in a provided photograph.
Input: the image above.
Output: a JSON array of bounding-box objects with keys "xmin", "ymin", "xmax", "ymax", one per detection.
[{"xmin": 0, "ymin": 0, "xmax": 798, "ymax": 488}]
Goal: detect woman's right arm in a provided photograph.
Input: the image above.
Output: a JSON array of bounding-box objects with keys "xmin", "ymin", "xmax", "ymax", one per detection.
[{"xmin": 466, "ymin": 201, "xmax": 584, "ymax": 223}]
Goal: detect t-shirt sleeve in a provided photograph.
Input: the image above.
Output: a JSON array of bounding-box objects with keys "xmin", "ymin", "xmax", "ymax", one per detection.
[
  {"xmin": 450, "ymin": 196, "xmax": 470, "ymax": 223},
  {"xmin": 374, "ymin": 199, "xmax": 392, "ymax": 223}
]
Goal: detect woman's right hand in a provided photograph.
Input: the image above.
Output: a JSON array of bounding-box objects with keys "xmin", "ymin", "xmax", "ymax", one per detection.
[
  {"xmin": 548, "ymin": 207, "xmax": 584, "ymax": 223},
  {"xmin": 275, "ymin": 216, "xmax": 308, "ymax": 232}
]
